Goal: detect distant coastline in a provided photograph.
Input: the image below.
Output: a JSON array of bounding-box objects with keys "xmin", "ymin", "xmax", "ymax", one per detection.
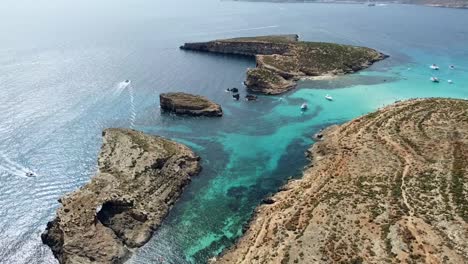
[{"xmin": 233, "ymin": 0, "xmax": 468, "ymax": 9}]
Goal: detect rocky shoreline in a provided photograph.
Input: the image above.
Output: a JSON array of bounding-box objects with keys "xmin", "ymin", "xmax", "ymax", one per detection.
[
  {"xmin": 181, "ymin": 35, "xmax": 387, "ymax": 95},
  {"xmin": 216, "ymin": 98, "xmax": 468, "ymax": 263},
  {"xmin": 42, "ymin": 129, "xmax": 201, "ymax": 264},
  {"xmin": 160, "ymin": 92, "xmax": 223, "ymax": 117}
]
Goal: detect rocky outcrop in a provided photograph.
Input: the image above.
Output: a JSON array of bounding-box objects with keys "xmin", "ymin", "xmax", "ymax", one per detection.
[
  {"xmin": 159, "ymin": 92, "xmax": 223, "ymax": 117},
  {"xmin": 42, "ymin": 128, "xmax": 201, "ymax": 264},
  {"xmin": 216, "ymin": 98, "xmax": 468, "ymax": 264},
  {"xmin": 181, "ymin": 35, "xmax": 387, "ymax": 95}
]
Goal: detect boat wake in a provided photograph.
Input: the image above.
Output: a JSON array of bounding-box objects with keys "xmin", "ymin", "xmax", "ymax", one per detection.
[
  {"xmin": 128, "ymin": 85, "xmax": 136, "ymax": 129},
  {"xmin": 0, "ymin": 153, "xmax": 36, "ymax": 177},
  {"xmin": 114, "ymin": 80, "xmax": 132, "ymax": 96}
]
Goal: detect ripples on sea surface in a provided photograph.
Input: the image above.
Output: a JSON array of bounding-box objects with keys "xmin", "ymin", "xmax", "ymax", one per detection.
[{"xmin": 0, "ymin": 0, "xmax": 467, "ymax": 263}]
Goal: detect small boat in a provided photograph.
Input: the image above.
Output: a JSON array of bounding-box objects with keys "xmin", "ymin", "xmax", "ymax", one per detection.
[
  {"xmin": 325, "ymin": 94, "xmax": 333, "ymax": 101},
  {"xmin": 25, "ymin": 172, "xmax": 36, "ymax": 177},
  {"xmin": 245, "ymin": 94, "xmax": 258, "ymax": 101},
  {"xmin": 232, "ymin": 93, "xmax": 240, "ymax": 101},
  {"xmin": 301, "ymin": 103, "xmax": 308, "ymax": 110},
  {"xmin": 430, "ymin": 77, "xmax": 439, "ymax": 83},
  {"xmin": 448, "ymin": 80, "xmax": 453, "ymax": 84},
  {"xmin": 450, "ymin": 65, "xmax": 455, "ymax": 69},
  {"xmin": 430, "ymin": 64, "xmax": 439, "ymax": 70},
  {"xmin": 125, "ymin": 80, "xmax": 130, "ymax": 83}
]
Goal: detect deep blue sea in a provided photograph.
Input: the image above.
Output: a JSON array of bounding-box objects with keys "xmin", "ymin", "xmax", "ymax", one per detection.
[{"xmin": 0, "ymin": 0, "xmax": 467, "ymax": 263}]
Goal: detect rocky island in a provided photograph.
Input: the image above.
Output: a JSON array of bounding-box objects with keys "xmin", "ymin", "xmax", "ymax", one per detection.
[
  {"xmin": 160, "ymin": 92, "xmax": 223, "ymax": 117},
  {"xmin": 42, "ymin": 128, "xmax": 201, "ymax": 264},
  {"xmin": 181, "ymin": 35, "xmax": 387, "ymax": 94},
  {"xmin": 216, "ymin": 98, "xmax": 467, "ymax": 263}
]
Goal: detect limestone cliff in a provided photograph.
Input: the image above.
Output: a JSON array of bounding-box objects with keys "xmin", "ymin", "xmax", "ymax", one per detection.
[
  {"xmin": 42, "ymin": 128, "xmax": 201, "ymax": 264},
  {"xmin": 181, "ymin": 35, "xmax": 387, "ymax": 94},
  {"xmin": 216, "ymin": 98, "xmax": 468, "ymax": 264}
]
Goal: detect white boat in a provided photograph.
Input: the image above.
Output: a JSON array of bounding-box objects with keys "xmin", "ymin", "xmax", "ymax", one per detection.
[
  {"xmin": 431, "ymin": 77, "xmax": 439, "ymax": 83},
  {"xmin": 448, "ymin": 80, "xmax": 453, "ymax": 84},
  {"xmin": 25, "ymin": 171, "xmax": 36, "ymax": 177},
  {"xmin": 430, "ymin": 64, "xmax": 439, "ymax": 70},
  {"xmin": 325, "ymin": 94, "xmax": 333, "ymax": 101},
  {"xmin": 301, "ymin": 103, "xmax": 308, "ymax": 110},
  {"xmin": 450, "ymin": 65, "xmax": 455, "ymax": 69}
]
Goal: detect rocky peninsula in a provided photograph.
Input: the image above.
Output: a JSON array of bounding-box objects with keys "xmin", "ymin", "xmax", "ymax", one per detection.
[
  {"xmin": 180, "ymin": 35, "xmax": 387, "ymax": 94},
  {"xmin": 160, "ymin": 92, "xmax": 223, "ymax": 117},
  {"xmin": 42, "ymin": 128, "xmax": 201, "ymax": 264},
  {"xmin": 216, "ymin": 98, "xmax": 467, "ymax": 263}
]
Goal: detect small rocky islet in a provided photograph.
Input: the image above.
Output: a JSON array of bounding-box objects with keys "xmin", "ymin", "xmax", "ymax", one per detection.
[
  {"xmin": 159, "ymin": 92, "xmax": 223, "ymax": 117},
  {"xmin": 181, "ymin": 34, "xmax": 387, "ymax": 94},
  {"xmin": 41, "ymin": 128, "xmax": 201, "ymax": 264}
]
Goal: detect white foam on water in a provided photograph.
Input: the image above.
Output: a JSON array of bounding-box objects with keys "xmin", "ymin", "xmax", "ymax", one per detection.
[
  {"xmin": 128, "ymin": 85, "xmax": 136, "ymax": 129},
  {"xmin": 0, "ymin": 153, "xmax": 34, "ymax": 177},
  {"xmin": 114, "ymin": 81, "xmax": 131, "ymax": 96}
]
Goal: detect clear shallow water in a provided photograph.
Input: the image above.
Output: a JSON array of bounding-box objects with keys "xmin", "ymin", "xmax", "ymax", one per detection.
[{"xmin": 0, "ymin": 1, "xmax": 467, "ymax": 263}]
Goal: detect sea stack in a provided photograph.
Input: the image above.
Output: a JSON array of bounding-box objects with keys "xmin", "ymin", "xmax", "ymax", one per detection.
[
  {"xmin": 181, "ymin": 35, "xmax": 387, "ymax": 95},
  {"xmin": 216, "ymin": 98, "xmax": 468, "ymax": 264},
  {"xmin": 42, "ymin": 128, "xmax": 201, "ymax": 264},
  {"xmin": 159, "ymin": 92, "xmax": 223, "ymax": 117}
]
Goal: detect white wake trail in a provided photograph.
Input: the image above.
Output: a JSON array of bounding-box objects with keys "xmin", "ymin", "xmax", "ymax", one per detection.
[
  {"xmin": 0, "ymin": 152, "xmax": 33, "ymax": 177},
  {"xmin": 128, "ymin": 85, "xmax": 136, "ymax": 129}
]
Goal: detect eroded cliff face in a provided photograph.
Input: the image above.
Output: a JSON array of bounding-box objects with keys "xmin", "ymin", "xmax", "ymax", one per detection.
[
  {"xmin": 180, "ymin": 35, "xmax": 387, "ymax": 95},
  {"xmin": 42, "ymin": 129, "xmax": 201, "ymax": 264},
  {"xmin": 216, "ymin": 98, "xmax": 468, "ymax": 264}
]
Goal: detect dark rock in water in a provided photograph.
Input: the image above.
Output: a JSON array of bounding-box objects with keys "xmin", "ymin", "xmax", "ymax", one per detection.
[
  {"xmin": 181, "ymin": 35, "xmax": 387, "ymax": 95},
  {"xmin": 41, "ymin": 128, "xmax": 201, "ymax": 264},
  {"xmin": 159, "ymin": 92, "xmax": 223, "ymax": 117},
  {"xmin": 230, "ymin": 88, "xmax": 239, "ymax": 93},
  {"xmin": 232, "ymin": 93, "xmax": 240, "ymax": 101},
  {"xmin": 262, "ymin": 197, "xmax": 276, "ymax": 204}
]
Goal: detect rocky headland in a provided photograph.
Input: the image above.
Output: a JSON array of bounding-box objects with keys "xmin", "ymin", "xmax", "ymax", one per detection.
[
  {"xmin": 180, "ymin": 35, "xmax": 387, "ymax": 94},
  {"xmin": 216, "ymin": 98, "xmax": 467, "ymax": 263},
  {"xmin": 159, "ymin": 92, "xmax": 223, "ymax": 117},
  {"xmin": 42, "ymin": 128, "xmax": 201, "ymax": 264}
]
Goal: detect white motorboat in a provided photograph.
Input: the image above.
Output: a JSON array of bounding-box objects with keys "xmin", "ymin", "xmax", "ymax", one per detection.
[
  {"xmin": 301, "ymin": 103, "xmax": 308, "ymax": 110},
  {"xmin": 325, "ymin": 94, "xmax": 333, "ymax": 101},
  {"xmin": 25, "ymin": 171, "xmax": 36, "ymax": 177},
  {"xmin": 430, "ymin": 64, "xmax": 439, "ymax": 70},
  {"xmin": 448, "ymin": 80, "xmax": 453, "ymax": 84},
  {"xmin": 431, "ymin": 77, "xmax": 439, "ymax": 83}
]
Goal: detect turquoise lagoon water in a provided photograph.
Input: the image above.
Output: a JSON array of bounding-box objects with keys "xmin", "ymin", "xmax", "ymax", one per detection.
[{"xmin": 0, "ymin": 1, "xmax": 467, "ymax": 263}]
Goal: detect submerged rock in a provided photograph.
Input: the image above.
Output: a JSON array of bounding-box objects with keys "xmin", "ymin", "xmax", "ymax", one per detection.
[
  {"xmin": 181, "ymin": 35, "xmax": 387, "ymax": 95},
  {"xmin": 216, "ymin": 98, "xmax": 468, "ymax": 264},
  {"xmin": 160, "ymin": 92, "xmax": 223, "ymax": 117},
  {"xmin": 42, "ymin": 128, "xmax": 201, "ymax": 264}
]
